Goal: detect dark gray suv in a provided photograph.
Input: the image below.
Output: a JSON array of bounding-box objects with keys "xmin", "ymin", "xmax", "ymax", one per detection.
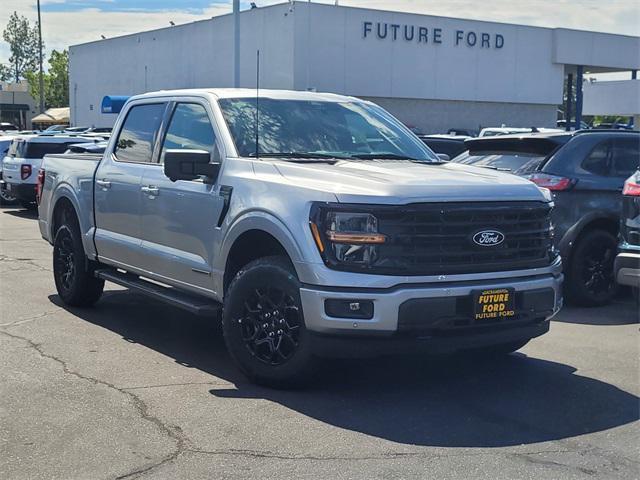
[{"xmin": 455, "ymin": 130, "xmax": 640, "ymax": 306}]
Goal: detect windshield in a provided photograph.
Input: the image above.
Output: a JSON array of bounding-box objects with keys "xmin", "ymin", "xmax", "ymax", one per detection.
[
  {"xmin": 452, "ymin": 150, "xmax": 546, "ymax": 175},
  {"xmin": 218, "ymin": 98, "xmax": 437, "ymax": 161}
]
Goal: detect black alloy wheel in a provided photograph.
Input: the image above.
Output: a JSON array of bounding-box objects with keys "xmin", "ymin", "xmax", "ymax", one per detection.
[
  {"xmin": 54, "ymin": 227, "xmax": 76, "ymax": 294},
  {"xmin": 239, "ymin": 286, "xmax": 301, "ymax": 365},
  {"xmin": 52, "ymin": 221, "xmax": 104, "ymax": 307},
  {"xmin": 222, "ymin": 256, "xmax": 316, "ymax": 388},
  {"xmin": 567, "ymin": 229, "xmax": 618, "ymax": 307}
]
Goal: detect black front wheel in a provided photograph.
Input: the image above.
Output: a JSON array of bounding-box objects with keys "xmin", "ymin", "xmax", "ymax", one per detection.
[
  {"xmin": 222, "ymin": 256, "xmax": 316, "ymax": 388},
  {"xmin": 566, "ymin": 229, "xmax": 618, "ymax": 307},
  {"xmin": 53, "ymin": 223, "xmax": 104, "ymax": 307}
]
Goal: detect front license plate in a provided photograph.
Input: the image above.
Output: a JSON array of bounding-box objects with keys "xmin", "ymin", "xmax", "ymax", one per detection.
[{"xmin": 473, "ymin": 288, "xmax": 516, "ymax": 320}]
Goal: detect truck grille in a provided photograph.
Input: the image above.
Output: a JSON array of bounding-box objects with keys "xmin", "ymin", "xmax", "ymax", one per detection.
[{"xmin": 371, "ymin": 201, "xmax": 554, "ymax": 276}]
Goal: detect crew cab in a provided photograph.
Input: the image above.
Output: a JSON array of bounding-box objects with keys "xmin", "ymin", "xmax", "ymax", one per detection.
[{"xmin": 38, "ymin": 89, "xmax": 563, "ymax": 387}]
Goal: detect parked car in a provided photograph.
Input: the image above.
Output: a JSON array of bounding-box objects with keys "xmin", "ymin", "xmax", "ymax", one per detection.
[
  {"xmin": 455, "ymin": 130, "xmax": 640, "ymax": 306},
  {"xmin": 2, "ymin": 135, "xmax": 92, "ymax": 208},
  {"xmin": 418, "ymin": 134, "xmax": 470, "ymax": 159},
  {"xmin": 38, "ymin": 88, "xmax": 562, "ymax": 387},
  {"xmin": 0, "ymin": 135, "xmax": 18, "ymax": 205},
  {"xmin": 479, "ymin": 127, "xmax": 563, "ymax": 137},
  {"xmin": 0, "ymin": 122, "xmax": 19, "ymax": 131},
  {"xmin": 64, "ymin": 126, "xmax": 91, "ymax": 133},
  {"xmin": 557, "ymin": 120, "xmax": 590, "ymax": 130},
  {"xmin": 592, "ymin": 123, "xmax": 633, "ymax": 131},
  {"xmin": 614, "ymin": 170, "xmax": 640, "ymax": 299},
  {"xmin": 43, "ymin": 124, "xmax": 69, "ymax": 133},
  {"xmin": 64, "ymin": 141, "xmax": 108, "ymax": 154}
]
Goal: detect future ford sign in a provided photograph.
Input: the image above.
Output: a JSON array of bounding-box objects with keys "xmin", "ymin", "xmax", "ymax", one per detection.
[{"xmin": 363, "ymin": 21, "xmax": 504, "ymax": 49}]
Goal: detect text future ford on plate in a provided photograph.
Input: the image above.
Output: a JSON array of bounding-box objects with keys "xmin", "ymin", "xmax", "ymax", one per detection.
[{"xmin": 37, "ymin": 89, "xmax": 563, "ymax": 387}]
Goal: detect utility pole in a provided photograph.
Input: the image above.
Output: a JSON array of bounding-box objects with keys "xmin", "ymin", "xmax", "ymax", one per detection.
[
  {"xmin": 36, "ymin": 0, "xmax": 45, "ymax": 114},
  {"xmin": 233, "ymin": 0, "xmax": 240, "ymax": 87}
]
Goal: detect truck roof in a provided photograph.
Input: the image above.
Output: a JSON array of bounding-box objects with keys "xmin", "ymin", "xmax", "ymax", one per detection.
[{"xmin": 132, "ymin": 88, "xmax": 362, "ymax": 103}]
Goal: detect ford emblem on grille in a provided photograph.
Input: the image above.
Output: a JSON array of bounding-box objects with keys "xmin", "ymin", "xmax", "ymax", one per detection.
[{"xmin": 473, "ymin": 230, "xmax": 505, "ymax": 246}]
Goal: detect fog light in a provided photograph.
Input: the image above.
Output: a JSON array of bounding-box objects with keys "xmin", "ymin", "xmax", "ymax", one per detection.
[{"xmin": 325, "ymin": 299, "xmax": 374, "ymax": 319}]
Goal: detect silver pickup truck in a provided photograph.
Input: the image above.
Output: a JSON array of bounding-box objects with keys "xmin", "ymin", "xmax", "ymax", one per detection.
[{"xmin": 38, "ymin": 89, "xmax": 563, "ymax": 387}]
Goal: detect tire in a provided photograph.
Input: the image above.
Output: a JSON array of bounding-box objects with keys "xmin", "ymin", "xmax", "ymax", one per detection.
[
  {"xmin": 222, "ymin": 256, "xmax": 316, "ymax": 388},
  {"xmin": 0, "ymin": 187, "xmax": 18, "ymax": 206},
  {"xmin": 465, "ymin": 339, "xmax": 530, "ymax": 358},
  {"xmin": 566, "ymin": 229, "xmax": 618, "ymax": 307},
  {"xmin": 53, "ymin": 220, "xmax": 104, "ymax": 307}
]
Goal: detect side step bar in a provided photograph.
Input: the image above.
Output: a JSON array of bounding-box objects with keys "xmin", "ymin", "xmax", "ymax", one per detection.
[{"xmin": 95, "ymin": 269, "xmax": 221, "ymax": 317}]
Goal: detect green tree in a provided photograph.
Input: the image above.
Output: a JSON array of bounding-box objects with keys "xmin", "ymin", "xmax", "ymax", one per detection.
[
  {"xmin": 2, "ymin": 12, "xmax": 43, "ymax": 82},
  {"xmin": 25, "ymin": 49, "xmax": 69, "ymax": 108}
]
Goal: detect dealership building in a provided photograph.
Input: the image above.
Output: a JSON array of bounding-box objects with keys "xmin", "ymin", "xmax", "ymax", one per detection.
[{"xmin": 69, "ymin": 1, "xmax": 640, "ymax": 133}]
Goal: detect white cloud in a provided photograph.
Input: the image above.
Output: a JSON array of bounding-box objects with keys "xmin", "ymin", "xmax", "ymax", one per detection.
[{"xmin": 1, "ymin": 0, "xmax": 638, "ymax": 67}]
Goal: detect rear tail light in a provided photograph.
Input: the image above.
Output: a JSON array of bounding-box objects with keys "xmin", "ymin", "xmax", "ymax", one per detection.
[
  {"xmin": 21, "ymin": 164, "xmax": 32, "ymax": 180},
  {"xmin": 622, "ymin": 176, "xmax": 640, "ymax": 196},
  {"xmin": 528, "ymin": 173, "xmax": 576, "ymax": 191},
  {"xmin": 36, "ymin": 168, "xmax": 45, "ymax": 204}
]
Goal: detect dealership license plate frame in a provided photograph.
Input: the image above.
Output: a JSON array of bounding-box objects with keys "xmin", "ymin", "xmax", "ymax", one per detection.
[{"xmin": 472, "ymin": 287, "xmax": 516, "ymax": 321}]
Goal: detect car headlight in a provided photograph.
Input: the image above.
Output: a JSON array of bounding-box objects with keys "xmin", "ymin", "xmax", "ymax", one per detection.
[{"xmin": 309, "ymin": 207, "xmax": 386, "ymax": 267}]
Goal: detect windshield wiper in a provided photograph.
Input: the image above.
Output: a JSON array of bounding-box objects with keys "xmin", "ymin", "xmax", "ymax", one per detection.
[
  {"xmin": 476, "ymin": 165, "xmax": 512, "ymax": 172},
  {"xmin": 349, "ymin": 153, "xmax": 418, "ymax": 160},
  {"xmin": 248, "ymin": 152, "xmax": 347, "ymax": 159}
]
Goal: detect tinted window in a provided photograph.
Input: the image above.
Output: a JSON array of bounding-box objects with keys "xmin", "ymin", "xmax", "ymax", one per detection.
[
  {"xmin": 611, "ymin": 137, "xmax": 640, "ymax": 177},
  {"xmin": 0, "ymin": 140, "xmax": 11, "ymax": 156},
  {"xmin": 114, "ymin": 103, "xmax": 165, "ymax": 163},
  {"xmin": 421, "ymin": 139, "xmax": 467, "ymax": 157},
  {"xmin": 452, "ymin": 151, "xmax": 546, "ymax": 175},
  {"xmin": 15, "ymin": 140, "xmax": 80, "ymax": 159},
  {"xmin": 219, "ymin": 98, "xmax": 436, "ymax": 161},
  {"xmin": 582, "ymin": 140, "xmax": 611, "ymax": 176},
  {"xmin": 160, "ymin": 103, "xmax": 217, "ymax": 164}
]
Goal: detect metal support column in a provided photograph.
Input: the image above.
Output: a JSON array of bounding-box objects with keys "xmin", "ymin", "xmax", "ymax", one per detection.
[
  {"xmin": 633, "ymin": 70, "xmax": 637, "ymax": 80},
  {"xmin": 233, "ymin": 0, "xmax": 240, "ymax": 87},
  {"xmin": 575, "ymin": 66, "xmax": 584, "ymax": 130},
  {"xmin": 565, "ymin": 73, "xmax": 573, "ymax": 131}
]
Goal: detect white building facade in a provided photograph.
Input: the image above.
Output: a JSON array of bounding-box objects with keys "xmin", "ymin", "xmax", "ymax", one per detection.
[{"xmin": 69, "ymin": 1, "xmax": 640, "ymax": 133}]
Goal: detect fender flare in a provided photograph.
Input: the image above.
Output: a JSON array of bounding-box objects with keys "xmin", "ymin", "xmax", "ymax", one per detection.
[
  {"xmin": 49, "ymin": 183, "xmax": 97, "ymax": 259},
  {"xmin": 558, "ymin": 211, "xmax": 619, "ymax": 259},
  {"xmin": 214, "ymin": 209, "xmax": 306, "ymax": 291}
]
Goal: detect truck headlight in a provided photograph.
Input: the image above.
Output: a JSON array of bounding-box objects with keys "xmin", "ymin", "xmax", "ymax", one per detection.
[{"xmin": 309, "ymin": 208, "xmax": 386, "ymax": 267}]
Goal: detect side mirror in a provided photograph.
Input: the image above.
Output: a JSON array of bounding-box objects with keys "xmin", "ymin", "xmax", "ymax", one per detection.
[
  {"xmin": 437, "ymin": 153, "xmax": 450, "ymax": 162},
  {"xmin": 164, "ymin": 149, "xmax": 220, "ymax": 182}
]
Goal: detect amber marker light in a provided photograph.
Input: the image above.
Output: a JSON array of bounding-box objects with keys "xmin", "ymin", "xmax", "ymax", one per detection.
[{"xmin": 309, "ymin": 221, "xmax": 325, "ymax": 253}]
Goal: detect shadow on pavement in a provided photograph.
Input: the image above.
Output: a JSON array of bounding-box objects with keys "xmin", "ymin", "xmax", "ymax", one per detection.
[
  {"xmin": 2, "ymin": 208, "xmax": 38, "ymax": 219},
  {"xmin": 553, "ymin": 297, "xmax": 639, "ymax": 326},
  {"xmin": 50, "ymin": 291, "xmax": 639, "ymax": 448}
]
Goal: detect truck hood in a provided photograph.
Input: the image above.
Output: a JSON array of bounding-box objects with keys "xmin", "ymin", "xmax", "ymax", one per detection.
[{"xmin": 271, "ymin": 159, "xmax": 548, "ymax": 204}]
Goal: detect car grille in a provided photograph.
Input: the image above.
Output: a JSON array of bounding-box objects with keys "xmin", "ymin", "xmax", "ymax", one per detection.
[{"xmin": 370, "ymin": 201, "xmax": 554, "ymax": 276}]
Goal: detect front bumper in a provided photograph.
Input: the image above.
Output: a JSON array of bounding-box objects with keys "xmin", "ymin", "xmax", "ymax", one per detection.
[
  {"xmin": 615, "ymin": 250, "xmax": 640, "ymax": 288},
  {"xmin": 2, "ymin": 181, "xmax": 36, "ymax": 203},
  {"xmin": 299, "ymin": 263, "xmax": 563, "ymax": 355}
]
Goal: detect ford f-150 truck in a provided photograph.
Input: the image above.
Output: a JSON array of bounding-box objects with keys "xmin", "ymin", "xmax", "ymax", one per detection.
[{"xmin": 38, "ymin": 89, "xmax": 563, "ymax": 387}]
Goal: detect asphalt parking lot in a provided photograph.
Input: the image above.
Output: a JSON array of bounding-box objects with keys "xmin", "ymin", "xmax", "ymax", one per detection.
[{"xmin": 1, "ymin": 206, "xmax": 638, "ymax": 480}]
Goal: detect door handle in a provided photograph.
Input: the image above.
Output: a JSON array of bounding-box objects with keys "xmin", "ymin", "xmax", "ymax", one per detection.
[
  {"xmin": 96, "ymin": 179, "xmax": 111, "ymax": 189},
  {"xmin": 141, "ymin": 185, "xmax": 159, "ymax": 196}
]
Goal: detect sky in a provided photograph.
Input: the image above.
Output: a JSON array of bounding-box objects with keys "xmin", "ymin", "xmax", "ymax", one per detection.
[{"xmin": 1, "ymin": 0, "xmax": 639, "ymax": 71}]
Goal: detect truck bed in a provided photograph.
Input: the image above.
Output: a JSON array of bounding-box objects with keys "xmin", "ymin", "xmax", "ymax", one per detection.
[{"xmin": 38, "ymin": 153, "xmax": 103, "ymax": 258}]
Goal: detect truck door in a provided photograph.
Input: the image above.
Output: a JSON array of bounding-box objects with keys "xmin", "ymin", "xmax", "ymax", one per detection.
[
  {"xmin": 138, "ymin": 101, "xmax": 225, "ymax": 294},
  {"xmin": 94, "ymin": 102, "xmax": 167, "ymax": 269}
]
